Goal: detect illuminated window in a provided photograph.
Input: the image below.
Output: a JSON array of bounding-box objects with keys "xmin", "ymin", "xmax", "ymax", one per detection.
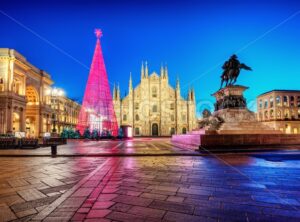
[
  {"xmin": 264, "ymin": 111, "xmax": 268, "ymax": 119},
  {"xmin": 259, "ymin": 99, "xmax": 262, "ymax": 109},
  {"xmin": 276, "ymin": 96, "xmax": 281, "ymax": 106},
  {"xmin": 264, "ymin": 99, "xmax": 268, "ymax": 109},
  {"xmin": 270, "ymin": 96, "xmax": 274, "ymax": 108},
  {"xmin": 270, "ymin": 109, "xmax": 274, "ymax": 119},
  {"xmin": 283, "ymin": 96, "xmax": 288, "ymax": 106},
  {"xmin": 284, "ymin": 109, "xmax": 289, "ymax": 118},
  {"xmin": 277, "ymin": 110, "xmax": 281, "ymax": 119}
]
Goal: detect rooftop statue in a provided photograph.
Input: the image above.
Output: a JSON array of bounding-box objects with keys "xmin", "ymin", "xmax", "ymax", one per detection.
[{"xmin": 220, "ymin": 54, "xmax": 252, "ymax": 88}]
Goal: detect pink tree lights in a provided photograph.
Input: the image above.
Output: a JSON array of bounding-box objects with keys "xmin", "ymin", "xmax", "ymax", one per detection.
[{"xmin": 76, "ymin": 29, "xmax": 118, "ymax": 136}]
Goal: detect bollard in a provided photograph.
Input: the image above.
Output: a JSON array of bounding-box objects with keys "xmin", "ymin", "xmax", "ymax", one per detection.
[{"xmin": 51, "ymin": 145, "xmax": 57, "ymax": 155}]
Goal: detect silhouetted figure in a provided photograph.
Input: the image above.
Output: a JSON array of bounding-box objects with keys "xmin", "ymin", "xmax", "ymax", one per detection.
[{"xmin": 220, "ymin": 54, "xmax": 252, "ymax": 88}]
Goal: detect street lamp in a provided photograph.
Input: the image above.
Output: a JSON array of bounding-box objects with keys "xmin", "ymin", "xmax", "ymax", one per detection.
[{"xmin": 45, "ymin": 87, "xmax": 65, "ymax": 134}]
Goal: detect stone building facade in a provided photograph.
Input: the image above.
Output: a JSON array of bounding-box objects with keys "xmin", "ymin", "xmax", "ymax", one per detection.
[
  {"xmin": 257, "ymin": 90, "xmax": 300, "ymax": 134},
  {"xmin": 113, "ymin": 62, "xmax": 197, "ymax": 136},
  {"xmin": 0, "ymin": 48, "xmax": 80, "ymax": 137}
]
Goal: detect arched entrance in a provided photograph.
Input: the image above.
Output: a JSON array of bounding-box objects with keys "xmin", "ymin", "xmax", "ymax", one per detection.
[
  {"xmin": 152, "ymin": 123, "xmax": 158, "ymax": 136},
  {"xmin": 26, "ymin": 86, "xmax": 39, "ymax": 105}
]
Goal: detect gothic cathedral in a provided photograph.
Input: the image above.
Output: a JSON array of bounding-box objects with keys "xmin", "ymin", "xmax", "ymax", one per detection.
[{"xmin": 113, "ymin": 62, "xmax": 197, "ymax": 136}]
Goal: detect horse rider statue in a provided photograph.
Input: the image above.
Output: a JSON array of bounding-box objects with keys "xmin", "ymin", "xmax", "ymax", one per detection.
[{"xmin": 220, "ymin": 54, "xmax": 252, "ymax": 89}]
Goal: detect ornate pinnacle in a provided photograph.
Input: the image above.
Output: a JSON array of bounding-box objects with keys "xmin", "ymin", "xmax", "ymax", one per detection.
[{"xmin": 95, "ymin": 29, "xmax": 103, "ymax": 39}]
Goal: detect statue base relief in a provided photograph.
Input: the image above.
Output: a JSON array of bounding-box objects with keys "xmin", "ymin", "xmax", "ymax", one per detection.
[{"xmin": 171, "ymin": 85, "xmax": 300, "ymax": 152}]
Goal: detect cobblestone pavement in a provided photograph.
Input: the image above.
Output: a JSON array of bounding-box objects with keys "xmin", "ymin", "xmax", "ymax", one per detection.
[
  {"xmin": 0, "ymin": 140, "xmax": 300, "ymax": 221},
  {"xmin": 0, "ymin": 138, "xmax": 197, "ymax": 156}
]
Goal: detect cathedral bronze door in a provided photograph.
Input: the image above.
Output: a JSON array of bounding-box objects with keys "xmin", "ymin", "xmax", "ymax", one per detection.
[{"xmin": 152, "ymin": 123, "xmax": 159, "ymax": 136}]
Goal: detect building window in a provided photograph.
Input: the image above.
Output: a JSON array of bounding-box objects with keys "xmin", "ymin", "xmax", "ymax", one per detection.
[
  {"xmin": 290, "ymin": 96, "xmax": 295, "ymax": 107},
  {"xmin": 284, "ymin": 110, "xmax": 289, "ymax": 119},
  {"xmin": 264, "ymin": 99, "xmax": 268, "ymax": 109},
  {"xmin": 171, "ymin": 115, "xmax": 175, "ymax": 121},
  {"xmin": 283, "ymin": 96, "xmax": 288, "ymax": 106},
  {"xmin": 264, "ymin": 111, "xmax": 268, "ymax": 119},
  {"xmin": 170, "ymin": 103, "xmax": 175, "ymax": 110},
  {"xmin": 152, "ymin": 105, "xmax": 157, "ymax": 112},
  {"xmin": 259, "ymin": 112, "xmax": 263, "ymax": 120},
  {"xmin": 277, "ymin": 110, "xmax": 281, "ymax": 119},
  {"xmin": 276, "ymin": 96, "xmax": 281, "ymax": 106},
  {"xmin": 170, "ymin": 127, "xmax": 175, "ymax": 135},
  {"xmin": 135, "ymin": 114, "xmax": 139, "ymax": 121},
  {"xmin": 259, "ymin": 99, "xmax": 262, "ymax": 109},
  {"xmin": 123, "ymin": 114, "xmax": 127, "ymax": 121},
  {"xmin": 135, "ymin": 127, "xmax": 140, "ymax": 135},
  {"xmin": 270, "ymin": 109, "xmax": 274, "ymax": 119},
  {"xmin": 152, "ymin": 87, "xmax": 157, "ymax": 98},
  {"xmin": 270, "ymin": 96, "xmax": 274, "ymax": 108},
  {"xmin": 135, "ymin": 103, "xmax": 139, "ymax": 109},
  {"xmin": 182, "ymin": 128, "xmax": 187, "ymax": 134},
  {"xmin": 0, "ymin": 78, "xmax": 4, "ymax": 92}
]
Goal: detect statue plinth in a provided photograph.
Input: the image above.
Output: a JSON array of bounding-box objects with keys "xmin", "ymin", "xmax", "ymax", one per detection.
[
  {"xmin": 212, "ymin": 85, "xmax": 248, "ymax": 111},
  {"xmin": 201, "ymin": 85, "xmax": 282, "ymax": 134}
]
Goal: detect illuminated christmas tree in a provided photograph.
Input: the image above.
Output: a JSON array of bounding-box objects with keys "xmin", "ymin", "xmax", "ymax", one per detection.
[{"xmin": 76, "ymin": 29, "xmax": 118, "ymax": 136}]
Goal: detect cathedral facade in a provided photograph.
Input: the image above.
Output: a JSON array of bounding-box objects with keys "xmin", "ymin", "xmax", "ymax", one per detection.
[{"xmin": 113, "ymin": 62, "xmax": 197, "ymax": 136}]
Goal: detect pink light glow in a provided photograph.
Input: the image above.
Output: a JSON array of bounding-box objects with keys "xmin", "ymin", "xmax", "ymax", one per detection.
[{"xmin": 76, "ymin": 29, "xmax": 118, "ymax": 136}]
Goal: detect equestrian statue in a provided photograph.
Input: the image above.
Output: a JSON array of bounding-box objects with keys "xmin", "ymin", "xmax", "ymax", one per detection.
[{"xmin": 220, "ymin": 54, "xmax": 252, "ymax": 88}]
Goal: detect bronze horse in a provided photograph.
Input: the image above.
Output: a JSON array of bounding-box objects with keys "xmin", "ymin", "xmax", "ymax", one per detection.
[{"xmin": 220, "ymin": 55, "xmax": 252, "ymax": 88}]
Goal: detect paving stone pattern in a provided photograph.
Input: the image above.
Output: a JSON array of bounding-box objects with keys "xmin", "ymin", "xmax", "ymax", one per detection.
[{"xmin": 0, "ymin": 140, "xmax": 300, "ymax": 221}]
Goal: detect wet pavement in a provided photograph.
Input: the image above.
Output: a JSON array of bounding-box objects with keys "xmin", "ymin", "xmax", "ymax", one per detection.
[
  {"xmin": 0, "ymin": 138, "xmax": 198, "ymax": 156},
  {"xmin": 0, "ymin": 139, "xmax": 299, "ymax": 221}
]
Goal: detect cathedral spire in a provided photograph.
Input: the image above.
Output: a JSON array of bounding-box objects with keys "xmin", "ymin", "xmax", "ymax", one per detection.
[
  {"xmin": 129, "ymin": 72, "xmax": 133, "ymax": 92},
  {"xmin": 160, "ymin": 63, "xmax": 164, "ymax": 77},
  {"xmin": 176, "ymin": 77, "xmax": 180, "ymax": 90},
  {"xmin": 141, "ymin": 61, "xmax": 145, "ymax": 79},
  {"xmin": 164, "ymin": 64, "xmax": 168, "ymax": 79},
  {"xmin": 176, "ymin": 76, "xmax": 180, "ymax": 97},
  {"xmin": 145, "ymin": 61, "xmax": 148, "ymax": 77},
  {"xmin": 117, "ymin": 83, "xmax": 120, "ymax": 100},
  {"xmin": 113, "ymin": 83, "xmax": 116, "ymax": 100},
  {"xmin": 191, "ymin": 87, "xmax": 195, "ymax": 102}
]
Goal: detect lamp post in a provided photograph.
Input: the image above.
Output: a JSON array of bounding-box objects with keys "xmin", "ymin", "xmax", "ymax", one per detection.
[{"xmin": 45, "ymin": 87, "xmax": 64, "ymax": 136}]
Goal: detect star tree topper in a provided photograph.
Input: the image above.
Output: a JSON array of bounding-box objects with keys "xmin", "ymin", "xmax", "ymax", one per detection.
[{"xmin": 95, "ymin": 29, "xmax": 103, "ymax": 38}]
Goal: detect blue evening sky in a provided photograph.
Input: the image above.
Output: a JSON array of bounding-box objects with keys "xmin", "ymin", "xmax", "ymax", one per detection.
[{"xmin": 1, "ymin": 0, "xmax": 300, "ymax": 116}]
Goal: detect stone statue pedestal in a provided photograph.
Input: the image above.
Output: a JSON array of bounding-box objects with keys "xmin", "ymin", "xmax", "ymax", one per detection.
[{"xmin": 207, "ymin": 85, "xmax": 281, "ymax": 134}]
